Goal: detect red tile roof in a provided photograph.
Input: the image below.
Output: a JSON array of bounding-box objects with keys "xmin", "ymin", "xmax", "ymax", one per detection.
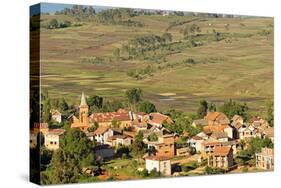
[
  {"xmin": 145, "ymin": 155, "xmax": 171, "ymax": 161},
  {"xmin": 47, "ymin": 129, "xmax": 65, "ymax": 136},
  {"xmin": 94, "ymin": 127, "xmax": 109, "ymax": 135},
  {"xmin": 211, "ymin": 146, "xmax": 232, "ymax": 156}
]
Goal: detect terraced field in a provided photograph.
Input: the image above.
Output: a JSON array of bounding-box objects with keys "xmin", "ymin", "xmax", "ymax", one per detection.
[{"xmin": 39, "ymin": 13, "xmax": 273, "ymax": 115}]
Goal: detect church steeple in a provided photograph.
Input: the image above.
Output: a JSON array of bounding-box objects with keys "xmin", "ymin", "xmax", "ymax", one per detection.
[
  {"xmin": 80, "ymin": 92, "xmax": 88, "ymax": 107},
  {"xmin": 78, "ymin": 92, "xmax": 89, "ymax": 125}
]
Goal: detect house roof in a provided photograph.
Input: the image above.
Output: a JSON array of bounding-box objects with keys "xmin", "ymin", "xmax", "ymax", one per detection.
[
  {"xmin": 203, "ymin": 125, "xmax": 228, "ymax": 134},
  {"xmin": 192, "ymin": 135, "xmax": 204, "ymax": 140},
  {"xmin": 94, "ymin": 127, "xmax": 109, "ymax": 135},
  {"xmin": 90, "ymin": 111, "xmax": 131, "ymax": 123},
  {"xmin": 145, "ymin": 155, "xmax": 171, "ymax": 161},
  {"xmin": 211, "ymin": 146, "xmax": 232, "ymax": 156},
  {"xmin": 205, "ymin": 112, "xmax": 230, "ymax": 124},
  {"xmin": 263, "ymin": 127, "xmax": 274, "ymax": 137},
  {"xmin": 211, "ymin": 131, "xmax": 228, "ymax": 139},
  {"xmin": 146, "ymin": 112, "xmax": 173, "ymax": 125},
  {"xmin": 46, "ymin": 129, "xmax": 65, "ymax": 136},
  {"xmin": 71, "ymin": 122, "xmax": 89, "ymax": 128},
  {"xmin": 107, "ymin": 134, "xmax": 131, "ymax": 141}
]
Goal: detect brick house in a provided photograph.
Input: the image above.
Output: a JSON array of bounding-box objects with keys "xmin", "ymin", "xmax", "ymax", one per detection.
[{"xmin": 207, "ymin": 146, "xmax": 234, "ymax": 170}]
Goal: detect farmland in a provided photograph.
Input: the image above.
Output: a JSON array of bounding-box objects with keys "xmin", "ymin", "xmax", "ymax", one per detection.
[{"xmin": 39, "ymin": 11, "xmax": 273, "ymax": 115}]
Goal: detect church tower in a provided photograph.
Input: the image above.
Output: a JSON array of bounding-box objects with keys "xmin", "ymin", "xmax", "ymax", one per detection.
[{"xmin": 79, "ymin": 92, "xmax": 89, "ymax": 124}]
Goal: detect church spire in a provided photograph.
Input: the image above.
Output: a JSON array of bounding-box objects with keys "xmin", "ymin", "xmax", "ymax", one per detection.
[{"xmin": 80, "ymin": 92, "xmax": 87, "ymax": 107}]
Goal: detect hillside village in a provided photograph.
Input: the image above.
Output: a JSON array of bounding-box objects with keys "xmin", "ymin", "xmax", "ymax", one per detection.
[
  {"xmin": 30, "ymin": 4, "xmax": 274, "ymax": 185},
  {"xmin": 30, "ymin": 92, "xmax": 274, "ymax": 183}
]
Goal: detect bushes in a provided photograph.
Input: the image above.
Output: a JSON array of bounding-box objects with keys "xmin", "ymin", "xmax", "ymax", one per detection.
[
  {"xmin": 204, "ymin": 166, "xmax": 225, "ymax": 174},
  {"xmin": 80, "ymin": 56, "xmax": 106, "ymax": 64},
  {"xmin": 47, "ymin": 19, "xmax": 72, "ymax": 29},
  {"xmin": 182, "ymin": 161, "xmax": 198, "ymax": 172},
  {"xmin": 127, "ymin": 65, "xmax": 155, "ymax": 80}
]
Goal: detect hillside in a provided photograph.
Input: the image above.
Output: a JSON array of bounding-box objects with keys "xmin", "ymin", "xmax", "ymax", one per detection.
[{"xmin": 37, "ymin": 12, "xmax": 273, "ymax": 115}]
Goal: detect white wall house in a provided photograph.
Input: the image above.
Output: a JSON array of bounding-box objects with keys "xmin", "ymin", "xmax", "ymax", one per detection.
[{"xmin": 145, "ymin": 156, "xmax": 171, "ymax": 176}]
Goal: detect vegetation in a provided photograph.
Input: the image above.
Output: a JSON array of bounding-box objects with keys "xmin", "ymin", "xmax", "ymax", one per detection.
[
  {"xmin": 41, "ymin": 129, "xmax": 97, "ymax": 184},
  {"xmin": 138, "ymin": 100, "xmax": 157, "ymax": 113},
  {"xmin": 126, "ymin": 88, "xmax": 142, "ymax": 111},
  {"xmin": 204, "ymin": 166, "xmax": 225, "ymax": 174},
  {"xmin": 219, "ymin": 99, "xmax": 249, "ymax": 120}
]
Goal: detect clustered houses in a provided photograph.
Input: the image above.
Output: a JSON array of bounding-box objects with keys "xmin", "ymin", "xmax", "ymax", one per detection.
[
  {"xmin": 189, "ymin": 111, "xmax": 274, "ymax": 170},
  {"xmin": 30, "ymin": 92, "xmax": 274, "ymax": 176}
]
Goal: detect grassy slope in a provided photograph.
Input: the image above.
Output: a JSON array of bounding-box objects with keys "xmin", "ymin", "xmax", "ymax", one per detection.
[{"xmin": 39, "ymin": 14, "xmax": 273, "ymax": 115}]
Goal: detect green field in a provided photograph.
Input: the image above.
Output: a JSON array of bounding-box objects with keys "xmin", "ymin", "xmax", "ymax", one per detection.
[{"xmin": 39, "ymin": 13, "xmax": 273, "ymax": 115}]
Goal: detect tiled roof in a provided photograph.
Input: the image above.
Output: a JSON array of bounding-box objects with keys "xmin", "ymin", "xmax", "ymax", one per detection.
[
  {"xmin": 212, "ymin": 146, "xmax": 232, "ymax": 156},
  {"xmin": 191, "ymin": 135, "xmax": 204, "ymax": 140},
  {"xmin": 211, "ymin": 131, "xmax": 228, "ymax": 139},
  {"xmin": 145, "ymin": 155, "xmax": 171, "ymax": 161},
  {"xmin": 93, "ymin": 127, "xmax": 109, "ymax": 135},
  {"xmin": 90, "ymin": 111, "xmax": 131, "ymax": 123},
  {"xmin": 146, "ymin": 112, "xmax": 173, "ymax": 125},
  {"xmin": 46, "ymin": 129, "xmax": 65, "ymax": 136}
]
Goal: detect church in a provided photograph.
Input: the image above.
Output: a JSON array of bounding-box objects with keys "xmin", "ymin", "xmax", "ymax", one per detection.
[{"xmin": 71, "ymin": 92, "xmax": 90, "ymax": 132}]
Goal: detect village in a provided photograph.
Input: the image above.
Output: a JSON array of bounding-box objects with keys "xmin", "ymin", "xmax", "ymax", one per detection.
[{"xmin": 30, "ymin": 92, "xmax": 274, "ymax": 181}]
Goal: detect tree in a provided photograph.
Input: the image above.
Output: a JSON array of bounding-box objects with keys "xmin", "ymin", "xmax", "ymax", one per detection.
[
  {"xmin": 162, "ymin": 32, "xmax": 173, "ymax": 43},
  {"xmin": 266, "ymin": 99, "xmax": 274, "ymax": 127},
  {"xmin": 148, "ymin": 133, "xmax": 158, "ymax": 142},
  {"xmin": 112, "ymin": 48, "xmax": 120, "ymax": 60},
  {"xmin": 247, "ymin": 137, "xmax": 273, "ymax": 155},
  {"xmin": 87, "ymin": 95, "xmax": 103, "ymax": 109},
  {"xmin": 138, "ymin": 101, "xmax": 157, "ymax": 113},
  {"xmin": 58, "ymin": 98, "xmax": 69, "ymax": 112},
  {"xmin": 126, "ymin": 88, "xmax": 142, "ymax": 111},
  {"xmin": 208, "ymin": 102, "xmax": 216, "ymax": 112},
  {"xmin": 197, "ymin": 100, "xmax": 208, "ymax": 118},
  {"xmin": 42, "ymin": 128, "xmax": 97, "ymax": 184},
  {"xmin": 219, "ymin": 99, "xmax": 249, "ymax": 120},
  {"xmin": 48, "ymin": 19, "xmax": 59, "ymax": 29},
  {"xmin": 130, "ymin": 132, "xmax": 146, "ymax": 157},
  {"xmin": 204, "ymin": 166, "xmax": 225, "ymax": 174}
]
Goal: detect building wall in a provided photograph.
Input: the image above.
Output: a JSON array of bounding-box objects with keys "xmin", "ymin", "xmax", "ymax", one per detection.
[
  {"xmin": 44, "ymin": 135, "xmax": 60, "ymax": 150},
  {"xmin": 146, "ymin": 159, "xmax": 171, "ymax": 176},
  {"xmin": 256, "ymin": 153, "xmax": 274, "ymax": 170}
]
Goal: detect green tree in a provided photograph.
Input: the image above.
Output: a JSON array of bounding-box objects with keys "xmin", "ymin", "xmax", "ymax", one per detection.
[
  {"xmin": 48, "ymin": 19, "xmax": 59, "ymax": 29},
  {"xmin": 130, "ymin": 132, "xmax": 146, "ymax": 157},
  {"xmin": 148, "ymin": 133, "xmax": 158, "ymax": 142},
  {"xmin": 208, "ymin": 102, "xmax": 217, "ymax": 112},
  {"xmin": 266, "ymin": 99, "xmax": 274, "ymax": 127},
  {"xmin": 42, "ymin": 129, "xmax": 97, "ymax": 184},
  {"xmin": 126, "ymin": 88, "xmax": 142, "ymax": 111},
  {"xmin": 219, "ymin": 99, "xmax": 249, "ymax": 120},
  {"xmin": 87, "ymin": 95, "xmax": 103, "ymax": 109},
  {"xmin": 162, "ymin": 32, "xmax": 173, "ymax": 43},
  {"xmin": 58, "ymin": 98, "xmax": 69, "ymax": 112},
  {"xmin": 204, "ymin": 166, "xmax": 225, "ymax": 174},
  {"xmin": 138, "ymin": 100, "xmax": 157, "ymax": 113},
  {"xmin": 197, "ymin": 100, "xmax": 208, "ymax": 118}
]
